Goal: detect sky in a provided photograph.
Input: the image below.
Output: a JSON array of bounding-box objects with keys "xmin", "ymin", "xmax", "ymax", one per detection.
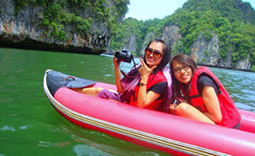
[{"xmin": 125, "ymin": 0, "xmax": 255, "ymax": 21}]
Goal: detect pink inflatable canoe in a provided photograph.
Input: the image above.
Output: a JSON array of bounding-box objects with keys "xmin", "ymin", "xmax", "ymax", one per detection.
[{"xmin": 43, "ymin": 69, "xmax": 255, "ymax": 155}]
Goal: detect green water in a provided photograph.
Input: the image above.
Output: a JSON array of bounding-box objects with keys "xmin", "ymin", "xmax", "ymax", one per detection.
[{"xmin": 0, "ymin": 48, "xmax": 254, "ymax": 156}]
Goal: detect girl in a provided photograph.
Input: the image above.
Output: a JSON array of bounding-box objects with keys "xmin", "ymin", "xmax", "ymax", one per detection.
[
  {"xmin": 76, "ymin": 38, "xmax": 172, "ymax": 110},
  {"xmin": 169, "ymin": 54, "xmax": 241, "ymax": 129}
]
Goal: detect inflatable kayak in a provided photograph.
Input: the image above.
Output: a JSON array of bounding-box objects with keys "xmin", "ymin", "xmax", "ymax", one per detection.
[{"xmin": 43, "ymin": 69, "xmax": 255, "ymax": 156}]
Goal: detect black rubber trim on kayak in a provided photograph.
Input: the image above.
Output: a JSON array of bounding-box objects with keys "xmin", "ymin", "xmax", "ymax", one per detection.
[{"xmin": 46, "ymin": 70, "xmax": 97, "ymax": 96}]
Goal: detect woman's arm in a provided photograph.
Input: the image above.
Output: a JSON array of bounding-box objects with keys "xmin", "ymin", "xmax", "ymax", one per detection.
[
  {"xmin": 113, "ymin": 57, "xmax": 124, "ymax": 93},
  {"xmin": 137, "ymin": 90, "xmax": 161, "ymax": 108},
  {"xmin": 202, "ymin": 86, "xmax": 222, "ymax": 123},
  {"xmin": 137, "ymin": 57, "xmax": 159, "ymax": 108}
]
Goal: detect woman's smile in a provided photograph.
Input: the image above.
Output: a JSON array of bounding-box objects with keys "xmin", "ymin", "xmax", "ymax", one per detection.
[{"xmin": 145, "ymin": 42, "xmax": 163, "ymax": 68}]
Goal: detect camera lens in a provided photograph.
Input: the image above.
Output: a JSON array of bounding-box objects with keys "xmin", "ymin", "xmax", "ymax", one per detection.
[{"xmin": 114, "ymin": 51, "xmax": 121, "ymax": 59}]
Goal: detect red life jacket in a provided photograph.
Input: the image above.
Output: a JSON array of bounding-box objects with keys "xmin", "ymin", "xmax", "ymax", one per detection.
[
  {"xmin": 182, "ymin": 66, "xmax": 241, "ymax": 128},
  {"xmin": 129, "ymin": 70, "xmax": 167, "ymax": 110}
]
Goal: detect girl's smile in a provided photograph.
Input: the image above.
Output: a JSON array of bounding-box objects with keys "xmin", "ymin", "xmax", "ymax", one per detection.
[{"xmin": 172, "ymin": 61, "xmax": 192, "ymax": 85}]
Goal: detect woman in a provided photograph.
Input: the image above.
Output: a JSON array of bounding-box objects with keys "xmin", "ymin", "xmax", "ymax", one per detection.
[
  {"xmin": 76, "ymin": 38, "xmax": 172, "ymax": 110},
  {"xmin": 169, "ymin": 54, "xmax": 241, "ymax": 129}
]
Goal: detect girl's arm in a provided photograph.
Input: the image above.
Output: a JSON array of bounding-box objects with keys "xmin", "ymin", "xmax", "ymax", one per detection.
[
  {"xmin": 137, "ymin": 58, "xmax": 160, "ymax": 108},
  {"xmin": 202, "ymin": 86, "xmax": 222, "ymax": 123},
  {"xmin": 113, "ymin": 57, "xmax": 124, "ymax": 93},
  {"xmin": 171, "ymin": 102, "xmax": 215, "ymax": 124}
]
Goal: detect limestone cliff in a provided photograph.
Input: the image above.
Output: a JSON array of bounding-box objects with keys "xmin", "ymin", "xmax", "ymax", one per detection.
[
  {"xmin": 0, "ymin": 0, "xmax": 128, "ymax": 54},
  {"xmin": 122, "ymin": 23, "xmax": 252, "ymax": 71},
  {"xmin": 162, "ymin": 24, "xmax": 252, "ymax": 71}
]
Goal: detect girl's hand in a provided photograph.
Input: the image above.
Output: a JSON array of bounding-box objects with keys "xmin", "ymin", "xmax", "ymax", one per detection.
[
  {"xmin": 113, "ymin": 57, "xmax": 119, "ymax": 67},
  {"xmin": 138, "ymin": 57, "xmax": 156, "ymax": 78},
  {"xmin": 113, "ymin": 50, "xmax": 123, "ymax": 93},
  {"xmin": 169, "ymin": 103, "xmax": 178, "ymax": 114},
  {"xmin": 136, "ymin": 57, "xmax": 159, "ymax": 108}
]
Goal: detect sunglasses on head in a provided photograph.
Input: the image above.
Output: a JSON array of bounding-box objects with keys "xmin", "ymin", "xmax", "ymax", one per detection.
[{"xmin": 145, "ymin": 47, "xmax": 163, "ymax": 58}]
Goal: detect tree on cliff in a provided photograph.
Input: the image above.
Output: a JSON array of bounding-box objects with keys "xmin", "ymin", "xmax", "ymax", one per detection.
[{"xmin": 110, "ymin": 0, "xmax": 255, "ymax": 71}]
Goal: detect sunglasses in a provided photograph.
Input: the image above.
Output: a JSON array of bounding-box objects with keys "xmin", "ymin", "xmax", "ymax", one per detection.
[{"xmin": 145, "ymin": 47, "xmax": 163, "ymax": 58}]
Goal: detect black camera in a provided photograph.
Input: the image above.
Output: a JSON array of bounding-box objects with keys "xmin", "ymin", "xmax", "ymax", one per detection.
[{"xmin": 114, "ymin": 49, "xmax": 132, "ymax": 63}]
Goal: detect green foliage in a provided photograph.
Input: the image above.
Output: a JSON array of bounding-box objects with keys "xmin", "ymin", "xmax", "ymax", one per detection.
[
  {"xmin": 14, "ymin": 0, "xmax": 29, "ymax": 11},
  {"xmin": 109, "ymin": 17, "xmax": 144, "ymax": 54},
  {"xmin": 13, "ymin": 0, "xmax": 255, "ymax": 70},
  {"xmin": 251, "ymin": 50, "xmax": 255, "ymax": 72},
  {"xmin": 109, "ymin": 17, "xmax": 163, "ymax": 55},
  {"xmin": 110, "ymin": 0, "xmax": 255, "ymax": 70},
  {"xmin": 172, "ymin": 0, "xmax": 255, "ymax": 66},
  {"xmin": 14, "ymin": 0, "xmax": 130, "ymax": 41},
  {"xmin": 71, "ymin": 16, "xmax": 91, "ymax": 33}
]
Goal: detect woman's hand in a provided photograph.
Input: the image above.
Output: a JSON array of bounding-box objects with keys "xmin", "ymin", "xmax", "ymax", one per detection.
[
  {"xmin": 138, "ymin": 57, "xmax": 156, "ymax": 79},
  {"xmin": 137, "ymin": 57, "xmax": 159, "ymax": 108}
]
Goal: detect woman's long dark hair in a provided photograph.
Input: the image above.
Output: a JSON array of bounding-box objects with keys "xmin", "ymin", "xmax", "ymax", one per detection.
[
  {"xmin": 144, "ymin": 38, "xmax": 171, "ymax": 74},
  {"xmin": 170, "ymin": 54, "xmax": 197, "ymax": 99}
]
